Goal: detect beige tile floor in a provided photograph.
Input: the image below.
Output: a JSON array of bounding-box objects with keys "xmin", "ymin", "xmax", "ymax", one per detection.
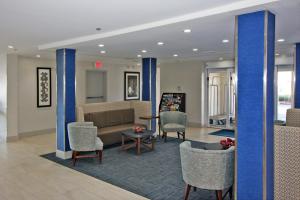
[{"xmin": 0, "ymin": 127, "xmax": 224, "ymax": 200}]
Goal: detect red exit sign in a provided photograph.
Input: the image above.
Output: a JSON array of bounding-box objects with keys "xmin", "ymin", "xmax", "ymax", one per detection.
[{"xmin": 95, "ymin": 60, "xmax": 103, "ymax": 69}]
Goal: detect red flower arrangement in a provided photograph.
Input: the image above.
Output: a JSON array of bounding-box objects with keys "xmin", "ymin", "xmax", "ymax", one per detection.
[
  {"xmin": 220, "ymin": 138, "xmax": 235, "ymax": 149},
  {"xmin": 134, "ymin": 126, "xmax": 145, "ymax": 133}
]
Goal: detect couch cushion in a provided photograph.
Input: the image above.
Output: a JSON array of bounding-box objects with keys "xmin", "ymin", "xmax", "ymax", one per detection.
[
  {"xmin": 89, "ymin": 111, "xmax": 107, "ymax": 128},
  {"xmin": 162, "ymin": 123, "xmax": 185, "ymax": 132}
]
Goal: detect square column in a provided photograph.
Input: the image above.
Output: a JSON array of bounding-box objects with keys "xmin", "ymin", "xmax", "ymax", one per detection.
[
  {"xmin": 236, "ymin": 11, "xmax": 275, "ymax": 200},
  {"xmin": 294, "ymin": 43, "xmax": 300, "ymax": 108},
  {"xmin": 56, "ymin": 49, "xmax": 76, "ymax": 159},
  {"xmin": 142, "ymin": 58, "xmax": 157, "ymax": 131}
]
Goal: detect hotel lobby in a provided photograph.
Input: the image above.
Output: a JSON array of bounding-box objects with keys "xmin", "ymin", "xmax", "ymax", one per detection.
[{"xmin": 0, "ymin": 0, "xmax": 300, "ymax": 200}]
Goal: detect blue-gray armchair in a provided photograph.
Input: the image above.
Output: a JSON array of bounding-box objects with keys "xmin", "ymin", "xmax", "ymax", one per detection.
[
  {"xmin": 180, "ymin": 141, "xmax": 234, "ymax": 200},
  {"xmin": 68, "ymin": 122, "xmax": 103, "ymax": 166},
  {"xmin": 160, "ymin": 111, "xmax": 187, "ymax": 142}
]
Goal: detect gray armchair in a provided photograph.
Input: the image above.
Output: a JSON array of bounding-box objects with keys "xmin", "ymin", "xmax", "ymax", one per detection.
[
  {"xmin": 274, "ymin": 108, "xmax": 300, "ymax": 199},
  {"xmin": 68, "ymin": 122, "xmax": 103, "ymax": 166},
  {"xmin": 160, "ymin": 111, "xmax": 187, "ymax": 142},
  {"xmin": 180, "ymin": 141, "xmax": 234, "ymax": 200}
]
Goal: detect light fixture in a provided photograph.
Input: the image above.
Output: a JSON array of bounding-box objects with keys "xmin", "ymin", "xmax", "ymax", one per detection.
[
  {"xmin": 157, "ymin": 42, "xmax": 164, "ymax": 46},
  {"xmin": 173, "ymin": 54, "xmax": 178, "ymax": 57},
  {"xmin": 275, "ymin": 53, "xmax": 280, "ymax": 56},
  {"xmin": 8, "ymin": 45, "xmax": 14, "ymax": 49},
  {"xmin": 222, "ymin": 39, "xmax": 229, "ymax": 43},
  {"xmin": 96, "ymin": 27, "xmax": 102, "ymax": 31},
  {"xmin": 98, "ymin": 44, "xmax": 104, "ymax": 47},
  {"xmin": 137, "ymin": 54, "xmax": 142, "ymax": 58},
  {"xmin": 219, "ymin": 57, "xmax": 224, "ymax": 61},
  {"xmin": 141, "ymin": 50, "xmax": 147, "ymax": 53},
  {"xmin": 137, "ymin": 63, "xmax": 141, "ymax": 66},
  {"xmin": 100, "ymin": 50, "xmax": 106, "ymax": 54},
  {"xmin": 193, "ymin": 48, "xmax": 198, "ymax": 52},
  {"xmin": 183, "ymin": 29, "xmax": 191, "ymax": 33},
  {"xmin": 36, "ymin": 54, "xmax": 41, "ymax": 58},
  {"xmin": 277, "ymin": 38, "xmax": 285, "ymax": 42}
]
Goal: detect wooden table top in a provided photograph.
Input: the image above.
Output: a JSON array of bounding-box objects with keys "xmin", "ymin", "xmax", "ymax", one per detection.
[{"xmin": 139, "ymin": 115, "xmax": 160, "ymax": 120}]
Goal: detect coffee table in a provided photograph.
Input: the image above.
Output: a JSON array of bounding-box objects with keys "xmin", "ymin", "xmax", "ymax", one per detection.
[{"xmin": 121, "ymin": 129, "xmax": 155, "ymax": 155}]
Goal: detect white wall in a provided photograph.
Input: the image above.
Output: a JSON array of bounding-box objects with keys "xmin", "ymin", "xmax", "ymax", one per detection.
[
  {"xmin": 18, "ymin": 56, "xmax": 56, "ymax": 134},
  {"xmin": 0, "ymin": 53, "xmax": 7, "ymax": 114},
  {"xmin": 7, "ymin": 54, "xmax": 19, "ymax": 138},
  {"xmin": 160, "ymin": 60, "xmax": 204, "ymax": 125}
]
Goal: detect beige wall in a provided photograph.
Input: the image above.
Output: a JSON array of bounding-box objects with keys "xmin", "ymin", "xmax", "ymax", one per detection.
[
  {"xmin": 17, "ymin": 56, "xmax": 142, "ymax": 135},
  {"xmin": 160, "ymin": 60, "xmax": 204, "ymax": 125}
]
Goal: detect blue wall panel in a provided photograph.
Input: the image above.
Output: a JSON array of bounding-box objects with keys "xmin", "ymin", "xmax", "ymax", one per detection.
[
  {"xmin": 295, "ymin": 43, "xmax": 300, "ymax": 108},
  {"xmin": 142, "ymin": 58, "xmax": 157, "ymax": 131},
  {"xmin": 56, "ymin": 49, "xmax": 76, "ymax": 152},
  {"xmin": 236, "ymin": 11, "xmax": 275, "ymax": 200}
]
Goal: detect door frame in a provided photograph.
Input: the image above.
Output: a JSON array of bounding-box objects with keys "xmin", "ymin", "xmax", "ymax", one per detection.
[{"xmin": 204, "ymin": 67, "xmax": 235, "ymax": 129}]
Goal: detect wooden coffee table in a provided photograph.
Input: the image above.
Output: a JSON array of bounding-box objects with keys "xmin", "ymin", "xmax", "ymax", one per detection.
[{"xmin": 121, "ymin": 129, "xmax": 155, "ymax": 155}]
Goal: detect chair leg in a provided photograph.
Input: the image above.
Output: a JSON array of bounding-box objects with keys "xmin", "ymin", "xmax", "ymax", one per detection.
[
  {"xmin": 216, "ymin": 190, "xmax": 222, "ymax": 200},
  {"xmin": 229, "ymin": 186, "xmax": 233, "ymax": 199},
  {"xmin": 193, "ymin": 187, "xmax": 197, "ymax": 192},
  {"xmin": 184, "ymin": 184, "xmax": 191, "ymax": 200},
  {"xmin": 98, "ymin": 150, "xmax": 103, "ymax": 163},
  {"xmin": 72, "ymin": 151, "xmax": 78, "ymax": 166},
  {"xmin": 164, "ymin": 132, "xmax": 167, "ymax": 142},
  {"xmin": 177, "ymin": 132, "xmax": 180, "ymax": 139}
]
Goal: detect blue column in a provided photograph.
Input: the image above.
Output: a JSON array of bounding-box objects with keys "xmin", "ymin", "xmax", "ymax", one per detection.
[
  {"xmin": 236, "ymin": 11, "xmax": 275, "ymax": 200},
  {"xmin": 142, "ymin": 58, "xmax": 157, "ymax": 132},
  {"xmin": 56, "ymin": 49, "xmax": 76, "ymax": 159},
  {"xmin": 294, "ymin": 43, "xmax": 300, "ymax": 108}
]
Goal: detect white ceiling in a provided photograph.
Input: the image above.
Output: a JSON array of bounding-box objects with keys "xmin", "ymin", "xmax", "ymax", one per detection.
[{"xmin": 1, "ymin": 0, "xmax": 299, "ymax": 62}]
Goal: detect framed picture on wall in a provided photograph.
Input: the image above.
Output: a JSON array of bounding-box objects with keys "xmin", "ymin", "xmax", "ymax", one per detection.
[
  {"xmin": 124, "ymin": 71, "xmax": 140, "ymax": 100},
  {"xmin": 37, "ymin": 67, "xmax": 52, "ymax": 107}
]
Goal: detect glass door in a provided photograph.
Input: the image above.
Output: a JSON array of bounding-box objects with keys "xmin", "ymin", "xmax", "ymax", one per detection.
[
  {"xmin": 275, "ymin": 65, "xmax": 293, "ymax": 121},
  {"xmin": 207, "ymin": 68, "xmax": 235, "ymax": 129}
]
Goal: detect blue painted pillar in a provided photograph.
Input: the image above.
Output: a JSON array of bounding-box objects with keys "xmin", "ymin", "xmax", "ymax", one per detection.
[
  {"xmin": 56, "ymin": 49, "xmax": 76, "ymax": 159},
  {"xmin": 142, "ymin": 58, "xmax": 157, "ymax": 132},
  {"xmin": 236, "ymin": 11, "xmax": 275, "ymax": 200},
  {"xmin": 294, "ymin": 43, "xmax": 300, "ymax": 108}
]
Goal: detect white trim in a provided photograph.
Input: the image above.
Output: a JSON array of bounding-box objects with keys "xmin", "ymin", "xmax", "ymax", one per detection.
[
  {"xmin": 56, "ymin": 150, "xmax": 72, "ymax": 159},
  {"xmin": 38, "ymin": 0, "xmax": 278, "ymax": 50}
]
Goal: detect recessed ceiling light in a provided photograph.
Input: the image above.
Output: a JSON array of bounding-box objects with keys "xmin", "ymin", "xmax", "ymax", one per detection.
[
  {"xmin": 137, "ymin": 54, "xmax": 142, "ymax": 58},
  {"xmin": 193, "ymin": 48, "xmax": 198, "ymax": 52},
  {"xmin": 98, "ymin": 44, "xmax": 104, "ymax": 47},
  {"xmin": 219, "ymin": 57, "xmax": 224, "ymax": 61},
  {"xmin": 8, "ymin": 45, "xmax": 14, "ymax": 49},
  {"xmin": 173, "ymin": 54, "xmax": 178, "ymax": 57},
  {"xmin": 275, "ymin": 53, "xmax": 280, "ymax": 56},
  {"xmin": 277, "ymin": 38, "xmax": 285, "ymax": 42},
  {"xmin": 183, "ymin": 29, "xmax": 191, "ymax": 33},
  {"xmin": 222, "ymin": 39, "xmax": 229, "ymax": 43},
  {"xmin": 141, "ymin": 50, "xmax": 147, "ymax": 53},
  {"xmin": 36, "ymin": 54, "xmax": 41, "ymax": 58},
  {"xmin": 157, "ymin": 42, "xmax": 164, "ymax": 46},
  {"xmin": 137, "ymin": 63, "xmax": 141, "ymax": 66},
  {"xmin": 100, "ymin": 50, "xmax": 106, "ymax": 54}
]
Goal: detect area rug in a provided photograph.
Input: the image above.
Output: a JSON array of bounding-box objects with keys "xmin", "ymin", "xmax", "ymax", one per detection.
[
  {"xmin": 209, "ymin": 129, "xmax": 235, "ymax": 138},
  {"xmin": 42, "ymin": 139, "xmax": 231, "ymax": 200}
]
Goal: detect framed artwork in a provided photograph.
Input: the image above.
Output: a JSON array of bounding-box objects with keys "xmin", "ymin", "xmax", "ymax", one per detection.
[
  {"xmin": 37, "ymin": 67, "xmax": 52, "ymax": 107},
  {"xmin": 124, "ymin": 71, "xmax": 140, "ymax": 100}
]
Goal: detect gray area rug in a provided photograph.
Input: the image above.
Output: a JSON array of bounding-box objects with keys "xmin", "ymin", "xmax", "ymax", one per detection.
[{"xmin": 42, "ymin": 138, "xmax": 230, "ymax": 200}]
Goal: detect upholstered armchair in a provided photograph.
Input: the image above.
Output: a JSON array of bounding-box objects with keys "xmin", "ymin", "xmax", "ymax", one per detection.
[
  {"xmin": 68, "ymin": 122, "xmax": 103, "ymax": 166},
  {"xmin": 160, "ymin": 111, "xmax": 187, "ymax": 142},
  {"xmin": 180, "ymin": 141, "xmax": 234, "ymax": 200},
  {"xmin": 274, "ymin": 108, "xmax": 300, "ymax": 199}
]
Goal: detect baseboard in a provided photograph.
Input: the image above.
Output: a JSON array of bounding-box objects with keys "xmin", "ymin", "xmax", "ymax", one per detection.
[
  {"xmin": 56, "ymin": 150, "xmax": 72, "ymax": 159},
  {"xmin": 6, "ymin": 135, "xmax": 19, "ymax": 142},
  {"xmin": 188, "ymin": 122, "xmax": 203, "ymax": 128},
  {"xmin": 18, "ymin": 128, "xmax": 56, "ymax": 139}
]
